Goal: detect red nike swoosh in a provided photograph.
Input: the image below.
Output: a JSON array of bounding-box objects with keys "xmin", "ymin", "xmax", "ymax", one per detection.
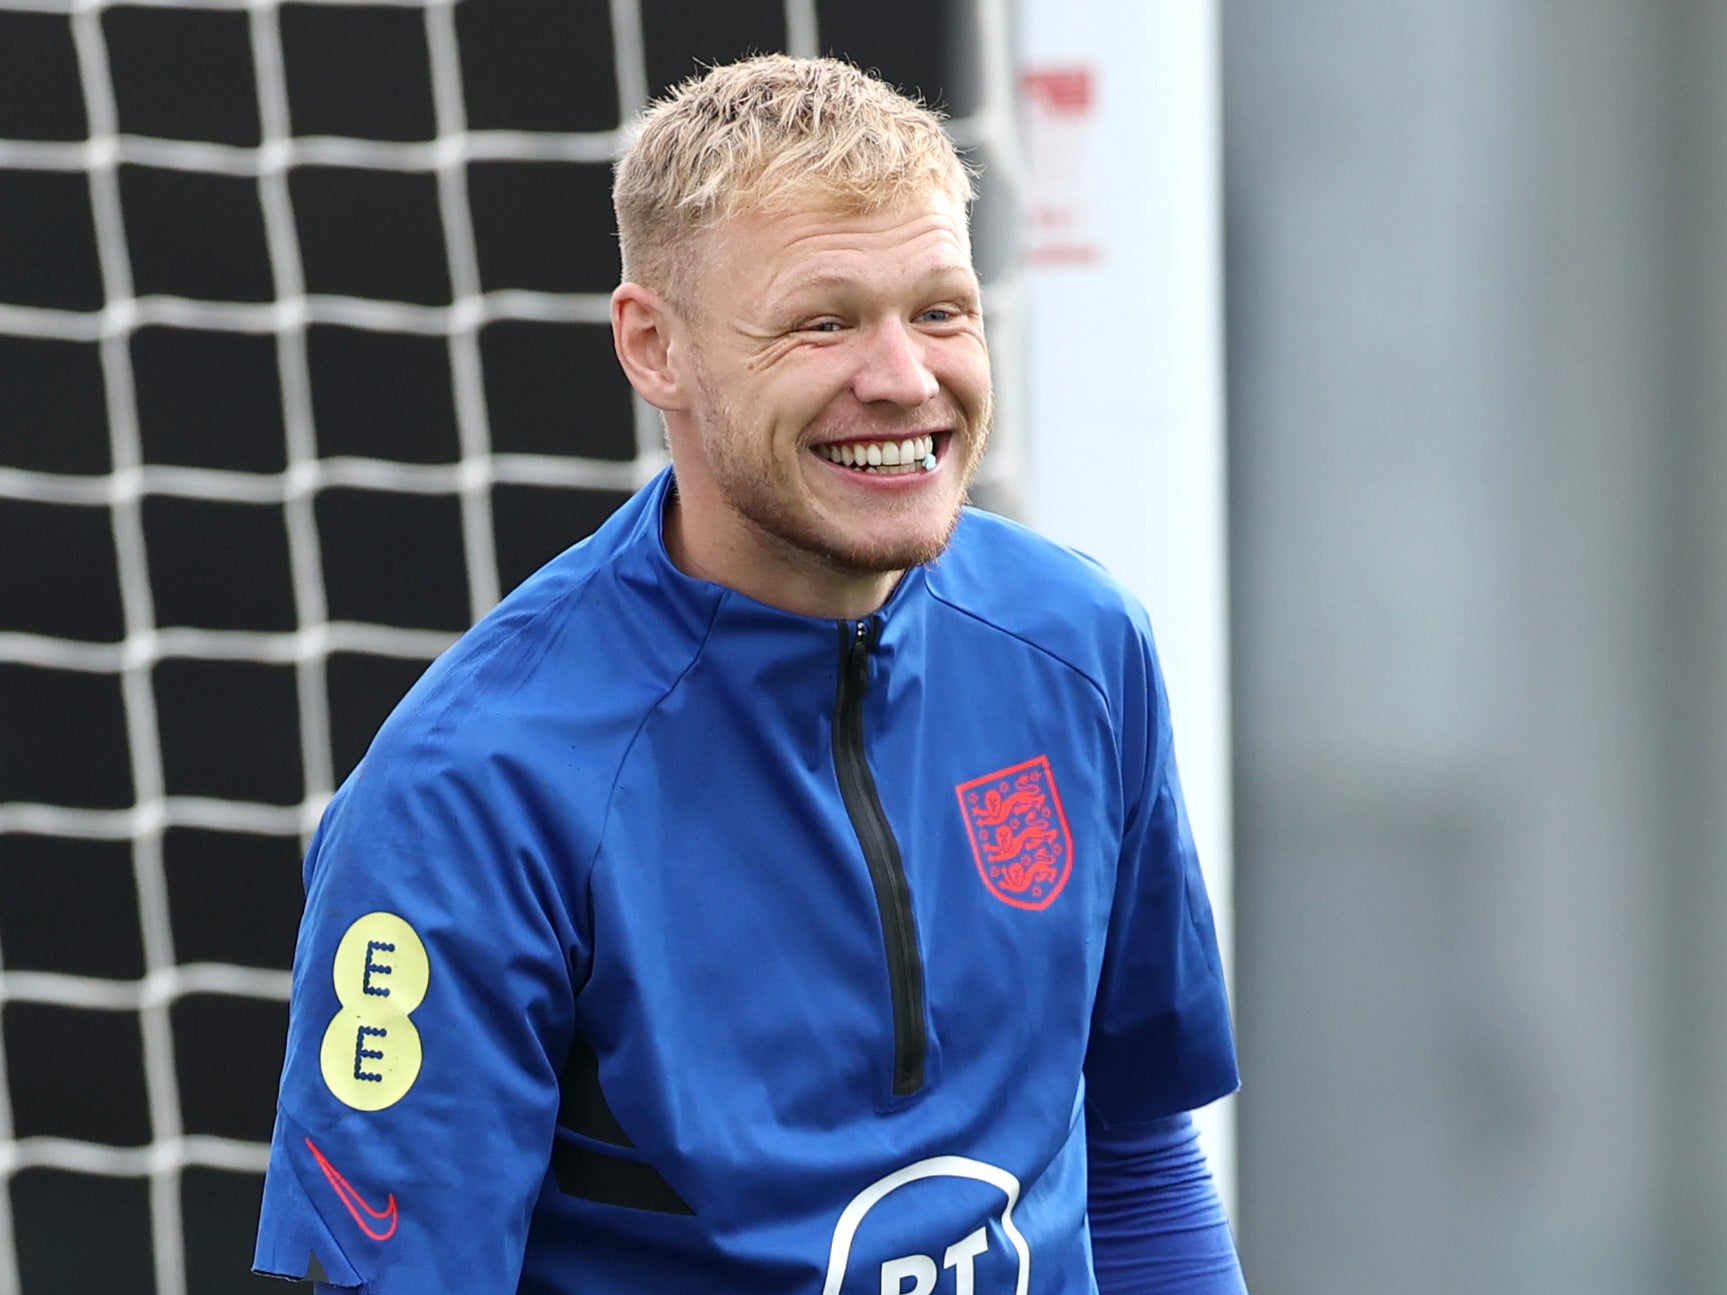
[{"xmin": 305, "ymin": 1137, "xmax": 399, "ymax": 1241}]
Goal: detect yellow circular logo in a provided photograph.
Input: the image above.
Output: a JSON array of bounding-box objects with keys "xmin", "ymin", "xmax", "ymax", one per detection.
[{"xmin": 319, "ymin": 912, "xmax": 430, "ymax": 1111}]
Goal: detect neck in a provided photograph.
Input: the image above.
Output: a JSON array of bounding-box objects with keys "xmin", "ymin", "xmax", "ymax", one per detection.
[{"xmin": 661, "ymin": 488, "xmax": 902, "ymax": 620}]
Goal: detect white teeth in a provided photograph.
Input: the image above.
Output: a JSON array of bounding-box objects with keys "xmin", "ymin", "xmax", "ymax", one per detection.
[{"xmin": 815, "ymin": 434, "xmax": 938, "ymax": 473}]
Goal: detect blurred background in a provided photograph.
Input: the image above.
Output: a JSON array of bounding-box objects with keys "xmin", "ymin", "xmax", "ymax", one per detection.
[
  {"xmin": 1227, "ymin": 4, "xmax": 1727, "ymax": 1292},
  {"xmin": 2, "ymin": 0, "xmax": 1725, "ymax": 1292}
]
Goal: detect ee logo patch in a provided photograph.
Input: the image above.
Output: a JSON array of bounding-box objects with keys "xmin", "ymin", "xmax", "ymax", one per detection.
[{"xmin": 319, "ymin": 912, "xmax": 429, "ymax": 1111}]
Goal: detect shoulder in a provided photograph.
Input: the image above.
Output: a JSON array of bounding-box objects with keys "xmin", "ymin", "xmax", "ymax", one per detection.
[
  {"xmin": 919, "ymin": 508, "xmax": 1172, "ymax": 801},
  {"xmin": 349, "ymin": 477, "xmax": 713, "ymax": 807},
  {"xmin": 923, "ymin": 507, "xmax": 1157, "ymax": 674}
]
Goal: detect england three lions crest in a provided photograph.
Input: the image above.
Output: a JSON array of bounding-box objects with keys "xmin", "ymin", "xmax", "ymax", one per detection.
[{"xmin": 955, "ymin": 756, "xmax": 1073, "ymax": 910}]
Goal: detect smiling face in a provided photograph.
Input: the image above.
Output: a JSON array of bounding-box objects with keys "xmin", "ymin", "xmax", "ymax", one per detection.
[{"xmin": 619, "ymin": 192, "xmax": 992, "ymax": 617}]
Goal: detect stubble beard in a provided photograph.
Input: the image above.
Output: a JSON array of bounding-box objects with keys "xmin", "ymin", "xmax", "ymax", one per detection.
[{"xmin": 696, "ymin": 385, "xmax": 993, "ymax": 579}]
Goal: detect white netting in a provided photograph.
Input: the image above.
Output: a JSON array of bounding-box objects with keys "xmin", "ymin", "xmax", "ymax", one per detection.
[{"xmin": 0, "ymin": 1, "xmax": 1019, "ymax": 1289}]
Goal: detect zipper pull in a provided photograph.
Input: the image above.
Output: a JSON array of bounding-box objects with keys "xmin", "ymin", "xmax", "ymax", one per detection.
[
  {"xmin": 849, "ymin": 617, "xmax": 881, "ymax": 677},
  {"xmin": 845, "ymin": 620, "xmax": 868, "ymax": 686}
]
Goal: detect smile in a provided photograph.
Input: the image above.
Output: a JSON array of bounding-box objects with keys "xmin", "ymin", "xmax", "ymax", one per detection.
[{"xmin": 814, "ymin": 434, "xmax": 938, "ymax": 475}]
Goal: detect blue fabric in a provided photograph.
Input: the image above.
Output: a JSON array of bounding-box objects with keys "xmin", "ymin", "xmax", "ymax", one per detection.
[
  {"xmin": 1087, "ymin": 1111, "xmax": 1247, "ymax": 1293},
  {"xmin": 254, "ymin": 468, "xmax": 1238, "ymax": 1293}
]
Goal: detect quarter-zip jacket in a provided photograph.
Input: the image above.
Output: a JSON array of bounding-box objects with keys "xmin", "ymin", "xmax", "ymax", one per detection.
[{"xmin": 255, "ymin": 468, "xmax": 1238, "ymax": 1294}]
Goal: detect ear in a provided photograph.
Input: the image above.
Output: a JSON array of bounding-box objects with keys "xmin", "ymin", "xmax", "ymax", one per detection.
[{"xmin": 612, "ymin": 283, "xmax": 691, "ymax": 413}]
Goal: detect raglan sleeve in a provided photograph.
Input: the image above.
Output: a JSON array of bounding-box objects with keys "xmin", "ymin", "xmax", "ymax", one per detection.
[
  {"xmin": 1082, "ymin": 611, "xmax": 1239, "ymax": 1127},
  {"xmin": 252, "ymin": 725, "xmax": 584, "ymax": 1292}
]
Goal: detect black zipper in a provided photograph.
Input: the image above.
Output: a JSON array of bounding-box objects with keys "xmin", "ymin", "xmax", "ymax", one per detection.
[{"xmin": 832, "ymin": 618, "xmax": 927, "ymax": 1097}]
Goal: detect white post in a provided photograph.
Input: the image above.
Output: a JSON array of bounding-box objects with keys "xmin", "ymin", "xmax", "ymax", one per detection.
[{"xmin": 1015, "ymin": 0, "xmax": 1237, "ymax": 1210}]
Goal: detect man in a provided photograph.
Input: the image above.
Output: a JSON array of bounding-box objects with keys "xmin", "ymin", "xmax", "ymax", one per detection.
[{"xmin": 255, "ymin": 55, "xmax": 1246, "ymax": 1293}]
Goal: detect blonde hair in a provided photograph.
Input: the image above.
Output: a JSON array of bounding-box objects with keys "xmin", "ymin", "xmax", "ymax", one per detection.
[{"xmin": 614, "ymin": 55, "xmax": 975, "ymax": 302}]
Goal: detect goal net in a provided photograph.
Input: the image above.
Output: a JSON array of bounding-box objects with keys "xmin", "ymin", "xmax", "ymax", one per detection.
[{"xmin": 0, "ymin": 1, "xmax": 1020, "ymax": 1290}]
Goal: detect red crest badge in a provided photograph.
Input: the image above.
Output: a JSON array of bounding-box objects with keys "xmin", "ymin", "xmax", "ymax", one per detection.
[{"xmin": 955, "ymin": 755, "xmax": 1073, "ymax": 910}]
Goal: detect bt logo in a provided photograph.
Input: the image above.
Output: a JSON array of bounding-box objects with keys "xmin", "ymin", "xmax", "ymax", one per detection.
[
  {"xmin": 820, "ymin": 1157, "xmax": 1030, "ymax": 1295},
  {"xmin": 880, "ymin": 1226, "xmax": 990, "ymax": 1294}
]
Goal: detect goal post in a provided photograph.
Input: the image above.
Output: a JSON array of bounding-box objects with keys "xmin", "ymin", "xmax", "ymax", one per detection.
[{"xmin": 1016, "ymin": 0, "xmax": 1238, "ymax": 1210}]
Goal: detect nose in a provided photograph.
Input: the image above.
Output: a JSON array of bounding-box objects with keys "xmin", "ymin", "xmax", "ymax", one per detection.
[{"xmin": 851, "ymin": 318, "xmax": 940, "ymax": 408}]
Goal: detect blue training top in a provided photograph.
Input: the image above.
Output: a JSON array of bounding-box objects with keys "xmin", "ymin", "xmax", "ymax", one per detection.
[{"xmin": 254, "ymin": 468, "xmax": 1238, "ymax": 1293}]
